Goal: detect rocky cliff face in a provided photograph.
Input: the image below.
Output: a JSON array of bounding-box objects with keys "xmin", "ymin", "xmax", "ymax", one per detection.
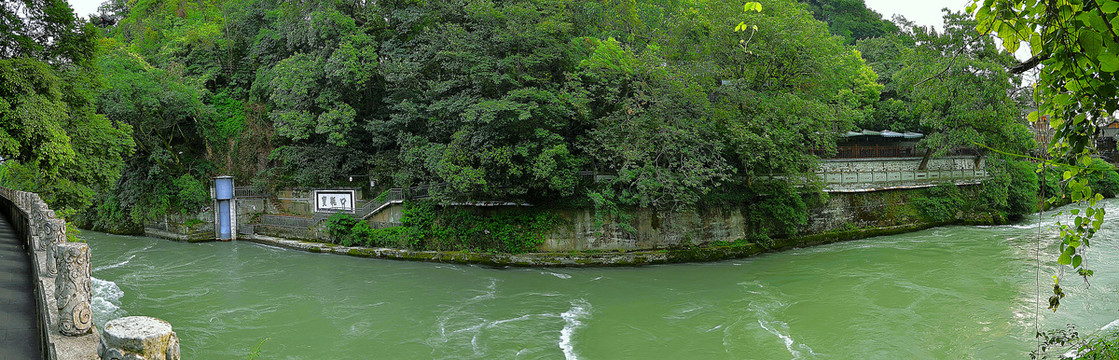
[{"xmin": 540, "ymin": 186, "xmax": 1000, "ymax": 252}]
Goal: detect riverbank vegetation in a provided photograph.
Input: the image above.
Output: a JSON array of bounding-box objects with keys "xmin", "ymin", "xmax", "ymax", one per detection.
[
  {"xmin": 326, "ymin": 203, "xmax": 559, "ymax": 254},
  {"xmin": 0, "ymin": 0, "xmax": 1109, "ymax": 247},
  {"xmin": 0, "ymin": 0, "xmax": 1047, "ymax": 233}
]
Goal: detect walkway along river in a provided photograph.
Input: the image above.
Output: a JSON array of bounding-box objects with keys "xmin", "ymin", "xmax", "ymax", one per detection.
[{"xmin": 85, "ymin": 200, "xmax": 1119, "ymax": 359}]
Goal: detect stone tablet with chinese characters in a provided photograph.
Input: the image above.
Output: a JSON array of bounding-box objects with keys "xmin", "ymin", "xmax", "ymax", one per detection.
[{"xmin": 313, "ymin": 190, "xmax": 355, "ymax": 212}]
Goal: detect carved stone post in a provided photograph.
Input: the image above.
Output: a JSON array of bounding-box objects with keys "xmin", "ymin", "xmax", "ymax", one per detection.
[
  {"xmin": 99, "ymin": 316, "xmax": 180, "ymax": 360},
  {"xmin": 54, "ymin": 242, "xmax": 92, "ymax": 336},
  {"xmin": 30, "ymin": 193, "xmax": 42, "ymax": 211},
  {"xmin": 43, "ymin": 218, "xmax": 66, "ymax": 277},
  {"xmin": 32, "ymin": 202, "xmax": 51, "ymax": 251},
  {"xmin": 27, "ymin": 204, "xmax": 40, "ymax": 250}
]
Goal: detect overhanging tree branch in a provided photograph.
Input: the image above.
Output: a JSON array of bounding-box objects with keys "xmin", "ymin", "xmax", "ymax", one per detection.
[{"xmin": 1009, "ymin": 54, "xmax": 1048, "ymax": 74}]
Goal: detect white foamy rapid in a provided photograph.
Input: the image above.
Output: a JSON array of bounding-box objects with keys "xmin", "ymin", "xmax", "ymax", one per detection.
[
  {"xmin": 559, "ymin": 299, "xmax": 590, "ymax": 360},
  {"xmin": 91, "ymin": 277, "xmax": 125, "ymax": 324}
]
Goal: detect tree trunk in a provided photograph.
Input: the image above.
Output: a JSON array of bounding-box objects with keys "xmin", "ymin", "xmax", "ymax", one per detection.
[{"xmin": 918, "ymin": 148, "xmax": 932, "ymax": 171}]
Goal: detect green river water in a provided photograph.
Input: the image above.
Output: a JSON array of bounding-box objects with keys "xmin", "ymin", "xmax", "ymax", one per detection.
[{"xmin": 84, "ymin": 200, "xmax": 1119, "ymax": 359}]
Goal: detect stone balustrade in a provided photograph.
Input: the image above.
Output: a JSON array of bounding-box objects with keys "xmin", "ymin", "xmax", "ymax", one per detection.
[
  {"xmin": 0, "ymin": 187, "xmax": 178, "ymax": 359},
  {"xmin": 816, "ymin": 156, "xmax": 989, "ymax": 192},
  {"xmin": 818, "ymin": 155, "xmax": 984, "ymax": 173},
  {"xmin": 55, "ymin": 242, "xmax": 93, "ymax": 336},
  {"xmin": 99, "ymin": 316, "xmax": 180, "ymax": 360}
]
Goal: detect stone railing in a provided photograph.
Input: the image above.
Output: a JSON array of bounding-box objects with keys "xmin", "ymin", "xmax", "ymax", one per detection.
[
  {"xmin": 817, "ymin": 169, "xmax": 989, "ymax": 192},
  {"xmin": 0, "ymin": 188, "xmax": 97, "ymax": 359},
  {"xmin": 818, "ymin": 156, "xmax": 984, "ymax": 173},
  {"xmin": 0, "ymin": 188, "xmax": 179, "ymax": 359}
]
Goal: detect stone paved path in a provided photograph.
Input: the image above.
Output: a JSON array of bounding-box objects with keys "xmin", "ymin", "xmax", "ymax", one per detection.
[{"xmin": 0, "ymin": 214, "xmax": 41, "ymax": 359}]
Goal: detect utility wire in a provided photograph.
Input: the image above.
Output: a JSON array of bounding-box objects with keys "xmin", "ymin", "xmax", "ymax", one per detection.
[{"xmin": 1036, "ymin": 160, "xmax": 1045, "ymax": 354}]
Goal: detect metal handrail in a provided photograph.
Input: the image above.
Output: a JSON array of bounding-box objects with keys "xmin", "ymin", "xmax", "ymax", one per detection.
[
  {"xmin": 233, "ymin": 186, "xmax": 267, "ymax": 198},
  {"xmin": 357, "ymin": 188, "xmax": 404, "ymax": 220}
]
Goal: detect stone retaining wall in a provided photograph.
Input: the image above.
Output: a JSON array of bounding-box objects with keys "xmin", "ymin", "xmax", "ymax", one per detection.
[
  {"xmin": 536, "ymin": 187, "xmax": 990, "ymax": 252},
  {"xmin": 246, "ymin": 221, "xmax": 949, "ymax": 266},
  {"xmin": 243, "ymin": 185, "xmax": 1002, "ymax": 266},
  {"xmin": 143, "ymin": 222, "xmax": 213, "ymax": 242}
]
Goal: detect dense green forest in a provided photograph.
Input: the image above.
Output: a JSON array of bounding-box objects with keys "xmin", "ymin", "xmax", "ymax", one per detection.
[{"xmin": 1, "ymin": 0, "xmax": 1042, "ymax": 233}]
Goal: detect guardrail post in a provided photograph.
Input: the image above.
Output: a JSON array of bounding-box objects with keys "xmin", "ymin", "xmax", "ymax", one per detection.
[
  {"xmin": 99, "ymin": 316, "xmax": 180, "ymax": 360},
  {"xmin": 54, "ymin": 242, "xmax": 93, "ymax": 336},
  {"xmin": 44, "ymin": 218, "xmax": 65, "ymax": 277}
]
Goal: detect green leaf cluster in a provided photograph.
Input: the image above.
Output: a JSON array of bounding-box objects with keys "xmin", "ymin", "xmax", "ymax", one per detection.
[
  {"xmin": 973, "ymin": 0, "xmax": 1119, "ymax": 292},
  {"xmin": 82, "ymin": 0, "xmax": 884, "ymax": 218},
  {"xmin": 325, "ymin": 202, "xmax": 558, "ymax": 253},
  {"xmin": 0, "ymin": 1, "xmax": 136, "ymax": 214}
]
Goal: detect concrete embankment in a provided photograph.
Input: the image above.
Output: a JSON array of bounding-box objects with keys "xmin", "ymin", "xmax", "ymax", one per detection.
[{"xmin": 244, "ymin": 221, "xmax": 951, "ymax": 267}]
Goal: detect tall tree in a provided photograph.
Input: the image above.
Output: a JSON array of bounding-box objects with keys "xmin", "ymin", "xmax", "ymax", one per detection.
[
  {"xmin": 856, "ymin": 12, "xmax": 1034, "ymax": 164},
  {"xmin": 0, "ymin": 0, "xmax": 135, "ymax": 211},
  {"xmin": 799, "ymin": 0, "xmax": 898, "ymax": 44}
]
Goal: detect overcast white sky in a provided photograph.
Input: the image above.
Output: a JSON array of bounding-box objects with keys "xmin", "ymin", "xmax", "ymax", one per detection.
[
  {"xmin": 68, "ymin": 0, "xmax": 99, "ymax": 19},
  {"xmin": 68, "ymin": 0, "xmax": 969, "ymax": 29},
  {"xmin": 864, "ymin": 0, "xmax": 970, "ymax": 30}
]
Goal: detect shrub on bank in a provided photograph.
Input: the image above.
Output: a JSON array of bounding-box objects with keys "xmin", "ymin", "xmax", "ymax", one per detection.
[
  {"xmin": 1033, "ymin": 325, "xmax": 1119, "ymax": 359},
  {"xmin": 981, "ymin": 157, "xmax": 1039, "ymax": 218},
  {"xmin": 322, "ymin": 202, "xmax": 559, "ymax": 253},
  {"xmin": 325, "ymin": 213, "xmax": 358, "ymax": 244},
  {"xmin": 1038, "ymin": 159, "xmax": 1119, "ymax": 208},
  {"xmin": 913, "ymin": 184, "xmax": 966, "ymax": 222}
]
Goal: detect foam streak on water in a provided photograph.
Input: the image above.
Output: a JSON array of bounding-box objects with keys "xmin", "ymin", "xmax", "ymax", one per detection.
[
  {"xmin": 1101, "ymin": 318, "xmax": 1119, "ymax": 331},
  {"xmin": 94, "ymin": 254, "xmax": 134, "ymax": 272},
  {"xmin": 559, "ymin": 299, "xmax": 590, "ymax": 360},
  {"xmin": 758, "ymin": 319, "xmax": 816, "ymax": 360}
]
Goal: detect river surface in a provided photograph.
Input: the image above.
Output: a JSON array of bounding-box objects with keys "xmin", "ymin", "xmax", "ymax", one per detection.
[{"xmin": 83, "ymin": 201, "xmax": 1119, "ymax": 359}]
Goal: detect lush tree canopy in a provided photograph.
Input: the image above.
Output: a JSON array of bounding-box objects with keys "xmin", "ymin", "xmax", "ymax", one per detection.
[
  {"xmin": 856, "ymin": 11, "xmax": 1034, "ymax": 161},
  {"xmin": 34, "ymin": 0, "xmax": 1039, "ymax": 239},
  {"xmin": 0, "ymin": 0, "xmax": 135, "ymax": 212},
  {"xmin": 970, "ymin": 0, "xmax": 1119, "ymax": 309},
  {"xmin": 82, "ymin": 0, "xmax": 881, "ymax": 219},
  {"xmin": 799, "ymin": 0, "xmax": 897, "ymax": 44}
]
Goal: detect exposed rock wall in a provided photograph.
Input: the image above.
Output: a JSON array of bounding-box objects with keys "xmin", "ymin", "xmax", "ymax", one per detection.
[{"xmin": 539, "ymin": 186, "xmax": 986, "ymax": 252}]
